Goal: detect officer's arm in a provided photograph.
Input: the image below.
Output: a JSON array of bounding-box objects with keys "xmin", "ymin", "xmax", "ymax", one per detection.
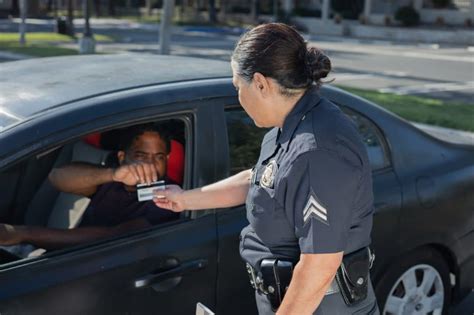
[
  {"xmin": 276, "ymin": 252, "xmax": 343, "ymax": 315},
  {"xmin": 154, "ymin": 169, "xmax": 251, "ymax": 211},
  {"xmin": 189, "ymin": 169, "xmax": 251, "ymax": 209}
]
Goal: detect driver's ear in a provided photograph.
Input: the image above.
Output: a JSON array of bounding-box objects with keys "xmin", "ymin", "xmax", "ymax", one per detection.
[{"xmin": 117, "ymin": 151, "xmax": 125, "ymax": 164}]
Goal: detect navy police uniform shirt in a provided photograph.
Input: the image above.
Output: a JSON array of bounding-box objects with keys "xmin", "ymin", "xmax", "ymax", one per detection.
[{"xmin": 239, "ymin": 87, "xmax": 374, "ymax": 271}]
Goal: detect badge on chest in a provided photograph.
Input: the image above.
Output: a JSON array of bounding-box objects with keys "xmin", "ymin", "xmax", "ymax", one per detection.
[{"xmin": 260, "ymin": 159, "xmax": 278, "ymax": 189}]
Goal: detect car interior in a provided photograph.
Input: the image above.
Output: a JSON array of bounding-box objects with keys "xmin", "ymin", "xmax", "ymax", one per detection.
[{"xmin": 0, "ymin": 119, "xmax": 186, "ymax": 265}]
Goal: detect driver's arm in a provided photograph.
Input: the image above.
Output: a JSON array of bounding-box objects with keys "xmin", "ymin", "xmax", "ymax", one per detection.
[{"xmin": 49, "ymin": 162, "xmax": 157, "ymax": 197}]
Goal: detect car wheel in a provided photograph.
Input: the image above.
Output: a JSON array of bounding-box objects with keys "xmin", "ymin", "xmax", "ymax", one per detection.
[{"xmin": 375, "ymin": 248, "xmax": 451, "ymax": 315}]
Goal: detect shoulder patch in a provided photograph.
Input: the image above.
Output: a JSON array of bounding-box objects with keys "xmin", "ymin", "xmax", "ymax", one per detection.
[{"xmin": 303, "ymin": 194, "xmax": 329, "ymax": 226}]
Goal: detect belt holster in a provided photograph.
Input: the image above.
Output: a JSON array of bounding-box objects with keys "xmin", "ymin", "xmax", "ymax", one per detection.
[
  {"xmin": 335, "ymin": 247, "xmax": 375, "ymax": 306},
  {"xmin": 246, "ymin": 259, "xmax": 293, "ymax": 312}
]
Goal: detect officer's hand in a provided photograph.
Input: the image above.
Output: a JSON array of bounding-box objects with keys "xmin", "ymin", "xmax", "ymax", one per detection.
[
  {"xmin": 112, "ymin": 163, "xmax": 158, "ymax": 186},
  {"xmin": 153, "ymin": 185, "xmax": 186, "ymax": 212}
]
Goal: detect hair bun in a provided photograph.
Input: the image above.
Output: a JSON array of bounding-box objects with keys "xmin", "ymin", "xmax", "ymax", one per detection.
[{"xmin": 305, "ymin": 47, "xmax": 331, "ymax": 83}]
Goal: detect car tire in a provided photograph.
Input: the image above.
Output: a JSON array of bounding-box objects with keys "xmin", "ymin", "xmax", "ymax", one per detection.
[{"xmin": 375, "ymin": 248, "xmax": 452, "ymax": 315}]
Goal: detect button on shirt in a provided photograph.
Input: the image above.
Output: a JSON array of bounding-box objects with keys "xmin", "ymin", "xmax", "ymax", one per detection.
[{"xmin": 240, "ymin": 87, "xmax": 374, "ymax": 270}]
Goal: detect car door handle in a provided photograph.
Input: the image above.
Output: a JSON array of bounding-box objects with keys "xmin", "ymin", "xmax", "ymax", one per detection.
[{"xmin": 134, "ymin": 259, "xmax": 208, "ymax": 289}]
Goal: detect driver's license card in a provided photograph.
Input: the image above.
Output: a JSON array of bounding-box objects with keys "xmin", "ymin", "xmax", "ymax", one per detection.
[{"xmin": 137, "ymin": 180, "xmax": 165, "ymax": 202}]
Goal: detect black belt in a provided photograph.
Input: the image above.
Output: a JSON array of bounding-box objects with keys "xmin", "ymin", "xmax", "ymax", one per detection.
[
  {"xmin": 246, "ymin": 262, "xmax": 339, "ymax": 296},
  {"xmin": 245, "ymin": 247, "xmax": 375, "ymax": 311}
]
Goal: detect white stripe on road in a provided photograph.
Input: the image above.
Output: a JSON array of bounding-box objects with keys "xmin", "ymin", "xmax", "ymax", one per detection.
[
  {"xmin": 312, "ymin": 42, "xmax": 474, "ymax": 63},
  {"xmin": 329, "ymin": 73, "xmax": 374, "ymax": 82},
  {"xmin": 378, "ymin": 81, "xmax": 474, "ymax": 95},
  {"xmin": 330, "ymin": 71, "xmax": 407, "ymax": 83}
]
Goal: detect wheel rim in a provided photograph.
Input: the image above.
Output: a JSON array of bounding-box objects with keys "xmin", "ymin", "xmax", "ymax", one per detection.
[{"xmin": 383, "ymin": 264, "xmax": 444, "ymax": 315}]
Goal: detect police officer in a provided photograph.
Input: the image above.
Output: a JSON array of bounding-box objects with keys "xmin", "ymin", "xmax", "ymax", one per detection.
[{"xmin": 154, "ymin": 23, "xmax": 379, "ymax": 315}]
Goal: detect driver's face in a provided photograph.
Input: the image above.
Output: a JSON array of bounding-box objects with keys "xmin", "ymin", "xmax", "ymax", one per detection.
[{"xmin": 120, "ymin": 131, "xmax": 169, "ymax": 180}]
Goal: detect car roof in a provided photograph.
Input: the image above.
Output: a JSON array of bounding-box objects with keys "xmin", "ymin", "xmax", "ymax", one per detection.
[{"xmin": 0, "ymin": 54, "xmax": 232, "ymax": 130}]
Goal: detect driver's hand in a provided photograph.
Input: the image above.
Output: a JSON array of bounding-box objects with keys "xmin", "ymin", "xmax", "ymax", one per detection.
[
  {"xmin": 112, "ymin": 163, "xmax": 158, "ymax": 186},
  {"xmin": 0, "ymin": 224, "xmax": 23, "ymax": 246}
]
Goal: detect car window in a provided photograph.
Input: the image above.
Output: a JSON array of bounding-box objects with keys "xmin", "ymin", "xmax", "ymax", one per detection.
[
  {"xmin": 225, "ymin": 108, "xmax": 269, "ymax": 175},
  {"xmin": 225, "ymin": 106, "xmax": 389, "ymax": 172},
  {"xmin": 341, "ymin": 107, "xmax": 391, "ymax": 171},
  {"xmin": 0, "ymin": 119, "xmax": 187, "ymax": 266}
]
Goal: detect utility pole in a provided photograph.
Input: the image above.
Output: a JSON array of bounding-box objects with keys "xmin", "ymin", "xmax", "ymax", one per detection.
[
  {"xmin": 273, "ymin": 0, "xmax": 278, "ymax": 22},
  {"xmin": 19, "ymin": 0, "xmax": 27, "ymax": 45},
  {"xmin": 160, "ymin": 0, "xmax": 175, "ymax": 55},
  {"xmin": 79, "ymin": 0, "xmax": 95, "ymax": 54}
]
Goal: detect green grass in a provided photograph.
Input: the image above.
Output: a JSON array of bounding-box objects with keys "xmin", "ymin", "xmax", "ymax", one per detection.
[
  {"xmin": 0, "ymin": 42, "xmax": 78, "ymax": 57},
  {"xmin": 0, "ymin": 32, "xmax": 113, "ymax": 43},
  {"xmin": 0, "ymin": 32, "xmax": 113, "ymax": 57},
  {"xmin": 339, "ymin": 86, "xmax": 474, "ymax": 132}
]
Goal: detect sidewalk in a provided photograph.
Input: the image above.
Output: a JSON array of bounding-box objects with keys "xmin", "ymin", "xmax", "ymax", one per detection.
[{"xmin": 2, "ymin": 17, "xmax": 473, "ymax": 47}]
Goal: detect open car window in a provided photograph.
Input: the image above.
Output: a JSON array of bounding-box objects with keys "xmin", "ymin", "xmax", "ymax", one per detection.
[{"xmin": 0, "ymin": 118, "xmax": 188, "ymax": 266}]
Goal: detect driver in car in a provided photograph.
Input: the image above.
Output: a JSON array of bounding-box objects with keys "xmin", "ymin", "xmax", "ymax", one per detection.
[{"xmin": 0, "ymin": 123, "xmax": 179, "ymax": 254}]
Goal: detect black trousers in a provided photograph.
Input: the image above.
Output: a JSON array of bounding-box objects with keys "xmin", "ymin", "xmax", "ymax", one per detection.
[{"xmin": 255, "ymin": 278, "xmax": 380, "ymax": 315}]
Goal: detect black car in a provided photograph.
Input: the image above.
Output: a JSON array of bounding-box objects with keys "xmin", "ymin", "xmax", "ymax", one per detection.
[{"xmin": 0, "ymin": 55, "xmax": 472, "ymax": 315}]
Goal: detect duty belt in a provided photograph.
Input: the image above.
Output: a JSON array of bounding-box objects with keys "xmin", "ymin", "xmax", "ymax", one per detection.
[{"xmin": 245, "ymin": 262, "xmax": 340, "ymax": 296}]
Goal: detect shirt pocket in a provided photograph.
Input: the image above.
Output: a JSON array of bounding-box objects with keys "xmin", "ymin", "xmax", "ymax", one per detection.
[{"xmin": 251, "ymin": 185, "xmax": 275, "ymax": 214}]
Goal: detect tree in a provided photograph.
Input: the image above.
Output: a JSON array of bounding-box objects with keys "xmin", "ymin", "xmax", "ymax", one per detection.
[
  {"xmin": 19, "ymin": 0, "xmax": 27, "ymax": 45},
  {"xmin": 67, "ymin": 0, "xmax": 75, "ymax": 37},
  {"xmin": 93, "ymin": 0, "xmax": 102, "ymax": 17},
  {"xmin": 108, "ymin": 0, "xmax": 116, "ymax": 16},
  {"xmin": 208, "ymin": 0, "xmax": 217, "ymax": 23}
]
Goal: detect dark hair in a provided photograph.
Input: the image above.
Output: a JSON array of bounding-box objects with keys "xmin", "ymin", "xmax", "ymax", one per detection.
[
  {"xmin": 232, "ymin": 23, "xmax": 331, "ymax": 96},
  {"xmin": 119, "ymin": 123, "xmax": 171, "ymax": 153}
]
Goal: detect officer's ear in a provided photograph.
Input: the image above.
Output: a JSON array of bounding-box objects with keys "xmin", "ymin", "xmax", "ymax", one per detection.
[{"xmin": 253, "ymin": 72, "xmax": 271, "ymax": 97}]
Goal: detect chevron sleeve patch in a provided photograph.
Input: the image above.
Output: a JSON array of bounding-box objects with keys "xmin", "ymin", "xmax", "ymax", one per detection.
[{"xmin": 303, "ymin": 194, "xmax": 329, "ymax": 226}]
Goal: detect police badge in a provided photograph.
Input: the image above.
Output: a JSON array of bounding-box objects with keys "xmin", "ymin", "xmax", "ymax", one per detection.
[{"xmin": 260, "ymin": 160, "xmax": 278, "ymax": 188}]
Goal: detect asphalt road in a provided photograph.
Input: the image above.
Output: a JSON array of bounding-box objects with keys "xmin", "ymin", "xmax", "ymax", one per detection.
[{"xmin": 1, "ymin": 18, "xmax": 473, "ymax": 103}]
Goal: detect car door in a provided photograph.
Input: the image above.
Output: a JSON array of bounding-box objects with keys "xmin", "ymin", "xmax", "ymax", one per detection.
[
  {"xmin": 340, "ymin": 107, "xmax": 403, "ymax": 280},
  {"xmin": 214, "ymin": 106, "xmax": 268, "ymax": 315},
  {"xmin": 0, "ymin": 97, "xmax": 220, "ymax": 315}
]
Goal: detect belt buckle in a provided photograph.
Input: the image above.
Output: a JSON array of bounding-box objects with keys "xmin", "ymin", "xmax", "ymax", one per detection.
[
  {"xmin": 246, "ymin": 263, "xmax": 267, "ymax": 294},
  {"xmin": 246, "ymin": 263, "xmax": 258, "ymax": 289}
]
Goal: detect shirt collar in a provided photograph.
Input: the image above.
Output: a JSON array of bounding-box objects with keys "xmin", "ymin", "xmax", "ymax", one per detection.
[{"xmin": 277, "ymin": 87, "xmax": 321, "ymax": 151}]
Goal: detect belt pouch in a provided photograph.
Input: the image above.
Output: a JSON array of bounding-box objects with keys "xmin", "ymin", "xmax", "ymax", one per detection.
[
  {"xmin": 335, "ymin": 247, "xmax": 370, "ymax": 306},
  {"xmin": 260, "ymin": 259, "xmax": 281, "ymax": 311}
]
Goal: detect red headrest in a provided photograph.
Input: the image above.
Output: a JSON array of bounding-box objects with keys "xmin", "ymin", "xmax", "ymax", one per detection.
[
  {"xmin": 167, "ymin": 140, "xmax": 184, "ymax": 185},
  {"xmin": 83, "ymin": 133, "xmax": 102, "ymax": 148}
]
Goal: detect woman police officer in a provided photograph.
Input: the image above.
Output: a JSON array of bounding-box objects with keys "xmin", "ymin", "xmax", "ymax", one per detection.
[{"xmin": 154, "ymin": 23, "xmax": 379, "ymax": 315}]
